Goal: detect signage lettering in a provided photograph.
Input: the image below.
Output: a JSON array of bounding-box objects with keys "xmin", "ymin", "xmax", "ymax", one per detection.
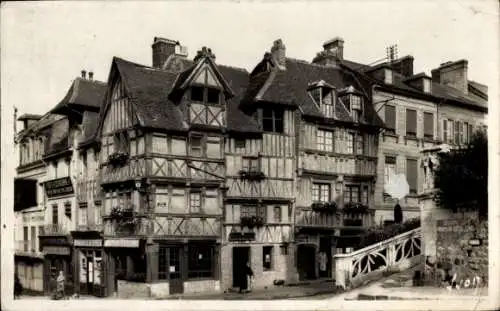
[
  {"xmin": 104, "ymin": 239, "xmax": 140, "ymax": 248},
  {"xmin": 228, "ymin": 232, "xmax": 255, "ymax": 241},
  {"xmin": 40, "ymin": 237, "xmax": 69, "ymax": 246},
  {"xmin": 74, "ymin": 239, "xmax": 102, "ymax": 248},
  {"xmin": 45, "ymin": 177, "xmax": 74, "ymax": 198},
  {"xmin": 43, "ymin": 246, "xmax": 70, "ymax": 255}
]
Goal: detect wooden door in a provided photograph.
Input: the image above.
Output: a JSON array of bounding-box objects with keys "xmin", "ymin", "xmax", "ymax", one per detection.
[{"xmin": 168, "ymin": 246, "xmax": 183, "ymax": 294}]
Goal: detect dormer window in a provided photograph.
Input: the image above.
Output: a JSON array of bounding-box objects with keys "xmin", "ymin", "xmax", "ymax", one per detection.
[
  {"xmin": 339, "ymin": 89, "xmax": 363, "ymax": 123},
  {"xmin": 308, "ymin": 80, "xmax": 335, "ymax": 118},
  {"xmin": 190, "ymin": 85, "xmax": 220, "ymax": 105}
]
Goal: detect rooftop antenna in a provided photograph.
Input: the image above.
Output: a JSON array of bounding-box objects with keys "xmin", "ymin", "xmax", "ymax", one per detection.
[{"xmin": 386, "ymin": 44, "xmax": 399, "ymax": 63}]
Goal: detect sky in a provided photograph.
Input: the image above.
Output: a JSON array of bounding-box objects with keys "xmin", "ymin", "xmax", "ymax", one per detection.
[{"xmin": 1, "ymin": 0, "xmax": 498, "ymax": 120}]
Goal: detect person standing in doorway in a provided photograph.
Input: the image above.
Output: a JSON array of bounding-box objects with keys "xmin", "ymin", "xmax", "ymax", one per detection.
[
  {"xmin": 56, "ymin": 270, "xmax": 65, "ymax": 299},
  {"xmin": 240, "ymin": 262, "xmax": 254, "ymax": 293}
]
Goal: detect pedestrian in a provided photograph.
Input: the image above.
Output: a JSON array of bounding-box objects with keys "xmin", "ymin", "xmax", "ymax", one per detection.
[
  {"xmin": 239, "ymin": 262, "xmax": 254, "ymax": 293},
  {"xmin": 56, "ymin": 270, "xmax": 65, "ymax": 299}
]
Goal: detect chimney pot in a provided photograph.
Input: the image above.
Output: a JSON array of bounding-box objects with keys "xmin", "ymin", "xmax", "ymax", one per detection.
[
  {"xmin": 81, "ymin": 70, "xmax": 87, "ymax": 79},
  {"xmin": 88, "ymin": 72, "xmax": 94, "ymax": 80}
]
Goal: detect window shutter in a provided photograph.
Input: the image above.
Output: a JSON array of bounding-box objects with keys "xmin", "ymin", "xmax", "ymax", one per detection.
[
  {"xmin": 443, "ymin": 119, "xmax": 448, "ymax": 141},
  {"xmin": 423, "ymin": 112, "xmax": 434, "ymax": 138},
  {"xmin": 406, "ymin": 159, "xmax": 418, "ymax": 193},
  {"xmin": 385, "ymin": 106, "xmax": 396, "ymax": 132},
  {"xmin": 406, "ymin": 109, "xmax": 417, "ymax": 136}
]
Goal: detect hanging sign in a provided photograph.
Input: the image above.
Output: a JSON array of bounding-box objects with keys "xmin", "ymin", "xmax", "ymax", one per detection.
[
  {"xmin": 74, "ymin": 239, "xmax": 102, "ymax": 248},
  {"xmin": 104, "ymin": 239, "xmax": 140, "ymax": 248}
]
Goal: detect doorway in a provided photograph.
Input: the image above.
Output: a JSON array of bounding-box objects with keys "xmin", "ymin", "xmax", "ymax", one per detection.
[
  {"xmin": 296, "ymin": 245, "xmax": 316, "ymax": 281},
  {"xmin": 169, "ymin": 246, "xmax": 184, "ymax": 294},
  {"xmin": 319, "ymin": 237, "xmax": 332, "ymax": 278},
  {"xmin": 232, "ymin": 247, "xmax": 250, "ymax": 288}
]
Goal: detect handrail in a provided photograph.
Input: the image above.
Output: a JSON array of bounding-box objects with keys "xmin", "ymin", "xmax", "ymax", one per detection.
[{"xmin": 334, "ymin": 227, "xmax": 421, "ymax": 258}]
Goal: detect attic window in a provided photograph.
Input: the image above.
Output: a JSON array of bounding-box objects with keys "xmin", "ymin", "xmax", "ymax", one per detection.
[
  {"xmin": 190, "ymin": 85, "xmax": 220, "ymax": 104},
  {"xmin": 308, "ymin": 82, "xmax": 335, "ymax": 118},
  {"xmin": 423, "ymin": 78, "xmax": 431, "ymax": 93},
  {"xmin": 351, "ymin": 95, "xmax": 363, "ymax": 123}
]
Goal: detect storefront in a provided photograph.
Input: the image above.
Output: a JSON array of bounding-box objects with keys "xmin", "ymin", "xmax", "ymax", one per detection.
[
  {"xmin": 72, "ymin": 232, "xmax": 105, "ymax": 297},
  {"xmin": 295, "ymin": 231, "xmax": 335, "ymax": 281},
  {"xmin": 40, "ymin": 236, "xmax": 74, "ymax": 295}
]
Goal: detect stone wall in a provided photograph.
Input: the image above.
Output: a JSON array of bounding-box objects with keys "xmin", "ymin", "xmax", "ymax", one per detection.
[
  {"xmin": 116, "ymin": 280, "xmax": 150, "ymax": 299},
  {"xmin": 433, "ymin": 213, "xmax": 488, "ymax": 286}
]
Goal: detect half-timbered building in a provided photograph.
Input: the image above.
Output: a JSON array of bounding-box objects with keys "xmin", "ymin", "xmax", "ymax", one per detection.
[
  {"xmin": 244, "ymin": 38, "xmax": 383, "ymax": 282},
  {"xmin": 38, "ymin": 71, "xmax": 106, "ymax": 296},
  {"xmin": 94, "ymin": 38, "xmax": 264, "ymax": 298}
]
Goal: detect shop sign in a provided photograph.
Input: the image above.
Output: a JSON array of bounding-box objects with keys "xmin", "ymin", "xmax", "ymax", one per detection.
[
  {"xmin": 74, "ymin": 239, "xmax": 102, "ymax": 248},
  {"xmin": 104, "ymin": 239, "xmax": 140, "ymax": 248},
  {"xmin": 40, "ymin": 237, "xmax": 69, "ymax": 247},
  {"xmin": 44, "ymin": 177, "xmax": 74, "ymax": 198},
  {"xmin": 43, "ymin": 246, "xmax": 70, "ymax": 255},
  {"xmin": 228, "ymin": 232, "xmax": 255, "ymax": 241}
]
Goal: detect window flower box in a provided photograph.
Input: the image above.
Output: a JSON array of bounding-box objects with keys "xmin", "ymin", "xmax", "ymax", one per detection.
[
  {"xmin": 238, "ymin": 170, "xmax": 266, "ymax": 181},
  {"xmin": 343, "ymin": 202, "xmax": 370, "ymax": 214},
  {"xmin": 240, "ymin": 216, "xmax": 265, "ymax": 228},
  {"xmin": 311, "ymin": 201, "xmax": 338, "ymax": 213},
  {"xmin": 108, "ymin": 152, "xmax": 129, "ymax": 167}
]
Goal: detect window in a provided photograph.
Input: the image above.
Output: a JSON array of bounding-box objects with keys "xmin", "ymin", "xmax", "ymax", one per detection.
[
  {"xmin": 443, "ymin": 119, "xmax": 448, "ymax": 142},
  {"xmin": 240, "ymin": 205, "xmax": 266, "ymax": 220},
  {"xmin": 189, "ymin": 192, "xmax": 202, "ymax": 213},
  {"xmin": 188, "ymin": 244, "xmax": 214, "ymax": 279},
  {"xmin": 385, "ymin": 105, "xmax": 396, "ymax": 134},
  {"xmin": 459, "ymin": 122, "xmax": 465, "ymax": 144},
  {"xmin": 263, "ymin": 246, "xmax": 273, "ymax": 271},
  {"xmin": 190, "ymin": 136, "xmax": 203, "ymax": 157},
  {"xmin": 351, "ymin": 95, "xmax": 362, "ymax": 122},
  {"xmin": 406, "ymin": 158, "xmax": 418, "ymax": 194},
  {"xmin": 384, "ymin": 156, "xmax": 397, "ymax": 185},
  {"xmin": 321, "ymin": 90, "xmax": 335, "ymax": 118},
  {"xmin": 454, "ymin": 121, "xmax": 460, "ymax": 144},
  {"xmin": 242, "ymin": 156, "xmax": 260, "ymax": 172},
  {"xmin": 310, "ymin": 88, "xmax": 321, "ymax": 104},
  {"xmin": 52, "ymin": 204, "xmax": 58, "ymax": 225},
  {"xmin": 464, "ymin": 122, "xmax": 469, "ymax": 144},
  {"xmin": 206, "ymin": 88, "xmax": 220, "ymax": 104},
  {"xmin": 447, "ymin": 119, "xmax": 455, "ymax": 143},
  {"xmin": 406, "ymin": 109, "xmax": 417, "ymax": 137},
  {"xmin": 191, "ymin": 85, "xmax": 220, "ymax": 105},
  {"xmin": 113, "ymin": 131, "xmax": 130, "ymax": 154},
  {"xmin": 312, "ymin": 183, "xmax": 330, "ymax": 203},
  {"xmin": 262, "ymin": 108, "xmax": 284, "ymax": 133},
  {"xmin": 79, "ymin": 206, "xmax": 88, "ymax": 226},
  {"xmin": 64, "ymin": 202, "xmax": 72, "ymax": 220},
  {"xmin": 362, "ymin": 186, "xmax": 369, "ymax": 205},
  {"xmin": 346, "ymin": 133, "xmax": 354, "ymax": 154},
  {"xmin": 468, "ymin": 124, "xmax": 474, "ymax": 143},
  {"xmin": 235, "ymin": 138, "xmax": 245, "ymax": 149},
  {"xmin": 355, "ymin": 134, "xmax": 364, "ymax": 155},
  {"xmin": 191, "ymin": 86, "xmax": 204, "ymax": 102},
  {"xmin": 423, "ymin": 112, "xmax": 434, "ymax": 139},
  {"xmin": 273, "ymin": 206, "xmax": 282, "ymax": 223},
  {"xmin": 344, "ymin": 185, "xmax": 361, "ymax": 203},
  {"xmin": 317, "ymin": 130, "xmax": 333, "ymax": 152},
  {"xmin": 206, "ymin": 137, "xmax": 221, "ymax": 158}
]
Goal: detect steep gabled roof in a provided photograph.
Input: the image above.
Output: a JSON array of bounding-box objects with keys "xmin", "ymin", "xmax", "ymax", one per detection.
[
  {"xmin": 244, "ymin": 57, "xmax": 384, "ymax": 128},
  {"xmin": 103, "ymin": 56, "xmax": 260, "ymax": 134},
  {"xmin": 44, "ymin": 117, "xmax": 70, "ymax": 157},
  {"xmin": 51, "ymin": 77, "xmax": 107, "ymax": 114}
]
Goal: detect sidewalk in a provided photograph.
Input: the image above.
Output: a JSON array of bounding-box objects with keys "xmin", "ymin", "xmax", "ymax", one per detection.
[
  {"xmin": 162, "ymin": 280, "xmax": 342, "ymax": 300},
  {"xmin": 339, "ymin": 267, "xmax": 488, "ymax": 301}
]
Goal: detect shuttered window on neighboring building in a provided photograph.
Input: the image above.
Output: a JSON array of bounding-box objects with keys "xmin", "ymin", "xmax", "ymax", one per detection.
[
  {"xmin": 406, "ymin": 109, "xmax": 417, "ymax": 137},
  {"xmin": 385, "ymin": 105, "xmax": 396, "ymax": 134},
  {"xmin": 23, "ymin": 226, "xmax": 28, "ymax": 251},
  {"xmin": 30, "ymin": 226, "xmax": 36, "ymax": 252},
  {"xmin": 406, "ymin": 159, "xmax": 418, "ymax": 194},
  {"xmin": 454, "ymin": 121, "xmax": 460, "ymax": 144},
  {"xmin": 423, "ymin": 112, "xmax": 434, "ymax": 139}
]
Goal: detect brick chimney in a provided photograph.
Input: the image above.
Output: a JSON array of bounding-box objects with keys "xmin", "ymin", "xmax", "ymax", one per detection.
[
  {"xmin": 81, "ymin": 70, "xmax": 87, "ymax": 79},
  {"xmin": 312, "ymin": 37, "xmax": 344, "ymax": 67},
  {"xmin": 88, "ymin": 71, "xmax": 94, "ymax": 81},
  {"xmin": 152, "ymin": 37, "xmax": 179, "ymax": 68},
  {"xmin": 270, "ymin": 39, "xmax": 286, "ymax": 69},
  {"xmin": 389, "ymin": 55, "xmax": 414, "ymax": 77},
  {"xmin": 431, "ymin": 59, "xmax": 468, "ymax": 94}
]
